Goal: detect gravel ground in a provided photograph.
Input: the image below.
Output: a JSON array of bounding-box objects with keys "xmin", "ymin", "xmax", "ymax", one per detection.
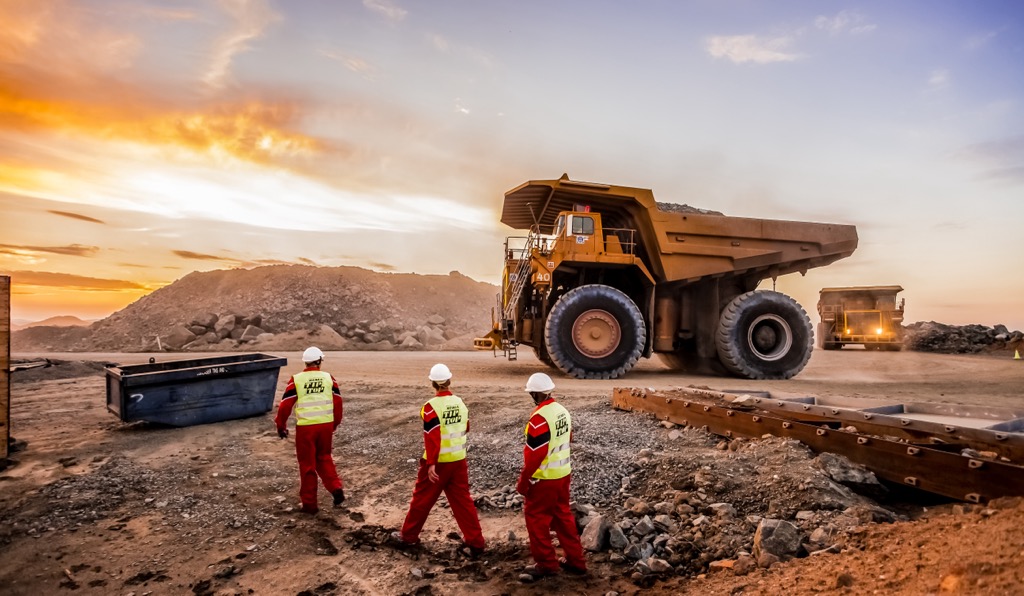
[{"xmin": 2, "ymin": 349, "xmax": 1023, "ymax": 595}]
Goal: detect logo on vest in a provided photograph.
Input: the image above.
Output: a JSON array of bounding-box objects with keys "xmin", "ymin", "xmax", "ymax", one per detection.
[
  {"xmin": 303, "ymin": 377, "xmax": 326, "ymax": 394},
  {"xmin": 554, "ymin": 415, "xmax": 569, "ymax": 437},
  {"xmin": 441, "ymin": 405, "xmax": 463, "ymax": 425}
]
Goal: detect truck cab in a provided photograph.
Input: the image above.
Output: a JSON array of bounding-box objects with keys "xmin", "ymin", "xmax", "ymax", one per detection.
[
  {"xmin": 549, "ymin": 211, "xmax": 637, "ymax": 260},
  {"xmin": 818, "ymin": 285, "xmax": 905, "ymax": 351}
]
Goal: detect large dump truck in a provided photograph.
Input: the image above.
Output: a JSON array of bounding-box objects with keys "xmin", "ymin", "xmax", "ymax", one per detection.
[
  {"xmin": 474, "ymin": 175, "xmax": 858, "ymax": 379},
  {"xmin": 817, "ymin": 285, "xmax": 905, "ymax": 351}
]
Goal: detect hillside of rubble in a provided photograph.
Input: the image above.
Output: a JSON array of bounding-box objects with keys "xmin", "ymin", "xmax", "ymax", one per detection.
[{"xmin": 12, "ymin": 266, "xmax": 498, "ymax": 353}]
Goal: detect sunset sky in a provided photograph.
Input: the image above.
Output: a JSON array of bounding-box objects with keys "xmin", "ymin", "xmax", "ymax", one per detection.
[{"xmin": 2, "ymin": 1, "xmax": 1022, "ymax": 331}]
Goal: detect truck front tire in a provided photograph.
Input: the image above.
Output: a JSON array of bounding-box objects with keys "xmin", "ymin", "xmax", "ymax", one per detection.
[
  {"xmin": 533, "ymin": 343, "xmax": 555, "ymax": 367},
  {"xmin": 716, "ymin": 290, "xmax": 813, "ymax": 380},
  {"xmin": 544, "ymin": 285, "xmax": 646, "ymax": 379}
]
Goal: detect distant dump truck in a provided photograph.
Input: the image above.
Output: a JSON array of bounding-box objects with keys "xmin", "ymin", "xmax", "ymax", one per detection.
[
  {"xmin": 474, "ymin": 175, "xmax": 858, "ymax": 379},
  {"xmin": 817, "ymin": 285, "xmax": 905, "ymax": 351}
]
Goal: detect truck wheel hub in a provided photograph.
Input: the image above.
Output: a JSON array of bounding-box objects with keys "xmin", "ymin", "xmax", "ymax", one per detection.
[
  {"xmin": 573, "ymin": 309, "xmax": 621, "ymax": 358},
  {"xmin": 747, "ymin": 314, "xmax": 792, "ymax": 361}
]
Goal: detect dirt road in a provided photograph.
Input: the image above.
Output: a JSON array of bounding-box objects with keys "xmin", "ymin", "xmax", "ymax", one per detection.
[{"xmin": 1, "ymin": 349, "xmax": 1022, "ymax": 595}]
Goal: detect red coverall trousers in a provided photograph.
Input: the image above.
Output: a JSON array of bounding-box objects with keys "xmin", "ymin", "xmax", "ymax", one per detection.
[
  {"xmin": 399, "ymin": 459, "xmax": 486, "ymax": 549},
  {"xmin": 523, "ymin": 474, "xmax": 586, "ymax": 572},
  {"xmin": 295, "ymin": 422, "xmax": 342, "ymax": 510}
]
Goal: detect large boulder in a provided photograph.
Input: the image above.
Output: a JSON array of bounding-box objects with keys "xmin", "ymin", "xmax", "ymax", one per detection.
[
  {"xmin": 239, "ymin": 325, "xmax": 266, "ymax": 343},
  {"xmin": 400, "ymin": 336, "xmax": 424, "ymax": 350},
  {"xmin": 753, "ymin": 519, "xmax": 802, "ymax": 561},
  {"xmin": 814, "ymin": 452, "xmax": 887, "ymax": 498},
  {"xmin": 580, "ymin": 515, "xmax": 609, "ymax": 552},
  {"xmin": 214, "ymin": 314, "xmax": 238, "ymax": 338},
  {"xmin": 164, "ymin": 325, "xmax": 197, "ymax": 350},
  {"xmin": 190, "ymin": 312, "xmax": 218, "ymax": 329},
  {"xmin": 416, "ymin": 326, "xmax": 446, "ymax": 347},
  {"xmin": 240, "ymin": 314, "xmax": 263, "ymax": 329}
]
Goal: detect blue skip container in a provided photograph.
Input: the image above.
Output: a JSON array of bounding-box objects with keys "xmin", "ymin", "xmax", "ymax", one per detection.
[{"xmin": 105, "ymin": 353, "xmax": 287, "ymax": 427}]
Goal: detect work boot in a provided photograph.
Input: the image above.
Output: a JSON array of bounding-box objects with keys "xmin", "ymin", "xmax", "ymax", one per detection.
[
  {"xmin": 332, "ymin": 489, "xmax": 345, "ymax": 507},
  {"xmin": 519, "ymin": 563, "xmax": 557, "ymax": 582},
  {"xmin": 299, "ymin": 503, "xmax": 319, "ymax": 515},
  {"xmin": 457, "ymin": 543, "xmax": 485, "ymax": 559},
  {"xmin": 388, "ymin": 531, "xmax": 421, "ymax": 551},
  {"xmin": 559, "ymin": 557, "xmax": 587, "ymax": 575}
]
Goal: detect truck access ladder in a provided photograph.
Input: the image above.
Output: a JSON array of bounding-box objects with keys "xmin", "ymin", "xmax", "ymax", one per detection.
[
  {"xmin": 499, "ymin": 229, "xmax": 544, "ymax": 361},
  {"xmin": 481, "ymin": 227, "xmax": 541, "ymax": 361},
  {"xmin": 503, "ymin": 227, "xmax": 540, "ymax": 321}
]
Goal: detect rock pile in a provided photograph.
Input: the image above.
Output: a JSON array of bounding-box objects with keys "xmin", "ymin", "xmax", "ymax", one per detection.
[
  {"xmin": 463, "ymin": 399, "xmax": 903, "ymax": 588},
  {"xmin": 564, "ymin": 432, "xmax": 900, "ymax": 586},
  {"xmin": 903, "ymin": 322, "xmax": 1023, "ymax": 354},
  {"xmin": 656, "ymin": 202, "xmax": 724, "ymax": 216},
  {"xmin": 146, "ymin": 311, "xmax": 469, "ymax": 353},
  {"xmin": 146, "ymin": 313, "xmax": 269, "ymax": 351},
  {"xmin": 12, "ymin": 265, "xmax": 498, "ymax": 353}
]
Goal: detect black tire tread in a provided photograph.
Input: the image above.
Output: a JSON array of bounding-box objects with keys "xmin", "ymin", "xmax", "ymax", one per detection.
[
  {"xmin": 716, "ymin": 290, "xmax": 812, "ymax": 380},
  {"xmin": 544, "ymin": 284, "xmax": 645, "ymax": 380}
]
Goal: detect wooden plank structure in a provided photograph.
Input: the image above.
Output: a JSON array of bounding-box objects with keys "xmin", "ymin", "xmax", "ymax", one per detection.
[
  {"xmin": 612, "ymin": 386, "xmax": 1024, "ymax": 504},
  {"xmin": 1, "ymin": 275, "xmax": 9, "ymax": 460}
]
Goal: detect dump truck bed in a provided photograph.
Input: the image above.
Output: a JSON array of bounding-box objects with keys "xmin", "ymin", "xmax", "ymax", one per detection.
[{"xmin": 501, "ymin": 175, "xmax": 858, "ymax": 284}]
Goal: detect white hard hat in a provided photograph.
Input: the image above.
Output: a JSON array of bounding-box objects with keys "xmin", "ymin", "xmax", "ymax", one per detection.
[
  {"xmin": 429, "ymin": 363, "xmax": 452, "ymax": 382},
  {"xmin": 525, "ymin": 372, "xmax": 555, "ymax": 393},
  {"xmin": 302, "ymin": 346, "xmax": 325, "ymax": 363}
]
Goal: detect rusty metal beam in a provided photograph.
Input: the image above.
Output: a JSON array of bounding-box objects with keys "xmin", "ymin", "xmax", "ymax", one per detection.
[
  {"xmin": 736, "ymin": 395, "xmax": 1024, "ymax": 462},
  {"xmin": 612, "ymin": 387, "xmax": 1024, "ymax": 504}
]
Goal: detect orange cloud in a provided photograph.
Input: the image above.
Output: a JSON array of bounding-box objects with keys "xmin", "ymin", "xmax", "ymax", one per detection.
[
  {"xmin": 0, "ymin": 1, "xmax": 332, "ymax": 169},
  {"xmin": 172, "ymin": 250, "xmax": 227, "ymax": 262},
  {"xmin": 172, "ymin": 250, "xmax": 318, "ymax": 269},
  {"xmin": 368, "ymin": 261, "xmax": 397, "ymax": 271},
  {"xmin": 7, "ymin": 270, "xmax": 147, "ymax": 291},
  {"xmin": 0, "ymin": 243, "xmax": 99, "ymax": 257},
  {"xmin": 47, "ymin": 210, "xmax": 106, "ymax": 224},
  {"xmin": 0, "ymin": 84, "xmax": 326, "ymax": 164}
]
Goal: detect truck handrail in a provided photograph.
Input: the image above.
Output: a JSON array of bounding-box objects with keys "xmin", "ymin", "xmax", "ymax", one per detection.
[
  {"xmin": 502, "ymin": 226, "xmax": 541, "ymax": 321},
  {"xmin": 603, "ymin": 227, "xmax": 637, "ymax": 255}
]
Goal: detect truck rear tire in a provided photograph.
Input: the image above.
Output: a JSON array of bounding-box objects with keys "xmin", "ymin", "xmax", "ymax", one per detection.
[
  {"xmin": 716, "ymin": 290, "xmax": 813, "ymax": 380},
  {"xmin": 544, "ymin": 284, "xmax": 646, "ymax": 379}
]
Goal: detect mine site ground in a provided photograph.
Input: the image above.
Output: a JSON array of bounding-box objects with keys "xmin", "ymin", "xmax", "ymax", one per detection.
[{"xmin": 1, "ymin": 348, "xmax": 1023, "ymax": 595}]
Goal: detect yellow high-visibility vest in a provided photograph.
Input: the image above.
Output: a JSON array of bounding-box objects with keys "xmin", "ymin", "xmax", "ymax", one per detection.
[
  {"xmin": 424, "ymin": 394, "xmax": 469, "ymax": 463},
  {"xmin": 294, "ymin": 371, "xmax": 335, "ymax": 426},
  {"xmin": 528, "ymin": 401, "xmax": 572, "ymax": 480}
]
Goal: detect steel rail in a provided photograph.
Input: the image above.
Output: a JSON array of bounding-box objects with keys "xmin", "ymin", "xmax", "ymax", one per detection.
[{"xmin": 612, "ymin": 387, "xmax": 1024, "ymax": 504}]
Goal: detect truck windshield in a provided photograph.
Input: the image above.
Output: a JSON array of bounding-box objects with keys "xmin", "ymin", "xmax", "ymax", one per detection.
[
  {"xmin": 553, "ymin": 215, "xmax": 565, "ymax": 237},
  {"xmin": 571, "ymin": 216, "xmax": 594, "ymax": 235}
]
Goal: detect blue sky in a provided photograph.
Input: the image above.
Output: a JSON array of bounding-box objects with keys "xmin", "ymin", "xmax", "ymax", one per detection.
[{"xmin": 1, "ymin": 0, "xmax": 1022, "ymax": 330}]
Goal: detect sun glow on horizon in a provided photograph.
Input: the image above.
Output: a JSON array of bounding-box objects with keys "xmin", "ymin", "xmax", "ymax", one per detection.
[{"xmin": 1, "ymin": 1, "xmax": 1022, "ymax": 330}]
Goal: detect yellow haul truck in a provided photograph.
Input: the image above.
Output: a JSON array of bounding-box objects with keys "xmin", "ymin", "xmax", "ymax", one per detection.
[
  {"xmin": 475, "ymin": 175, "xmax": 859, "ymax": 379},
  {"xmin": 817, "ymin": 285, "xmax": 905, "ymax": 351}
]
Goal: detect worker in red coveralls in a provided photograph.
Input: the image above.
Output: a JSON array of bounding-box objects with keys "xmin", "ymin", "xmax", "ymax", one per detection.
[
  {"xmin": 390, "ymin": 363, "xmax": 486, "ymax": 557},
  {"xmin": 275, "ymin": 346, "xmax": 345, "ymax": 514},
  {"xmin": 516, "ymin": 372, "xmax": 587, "ymax": 581}
]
